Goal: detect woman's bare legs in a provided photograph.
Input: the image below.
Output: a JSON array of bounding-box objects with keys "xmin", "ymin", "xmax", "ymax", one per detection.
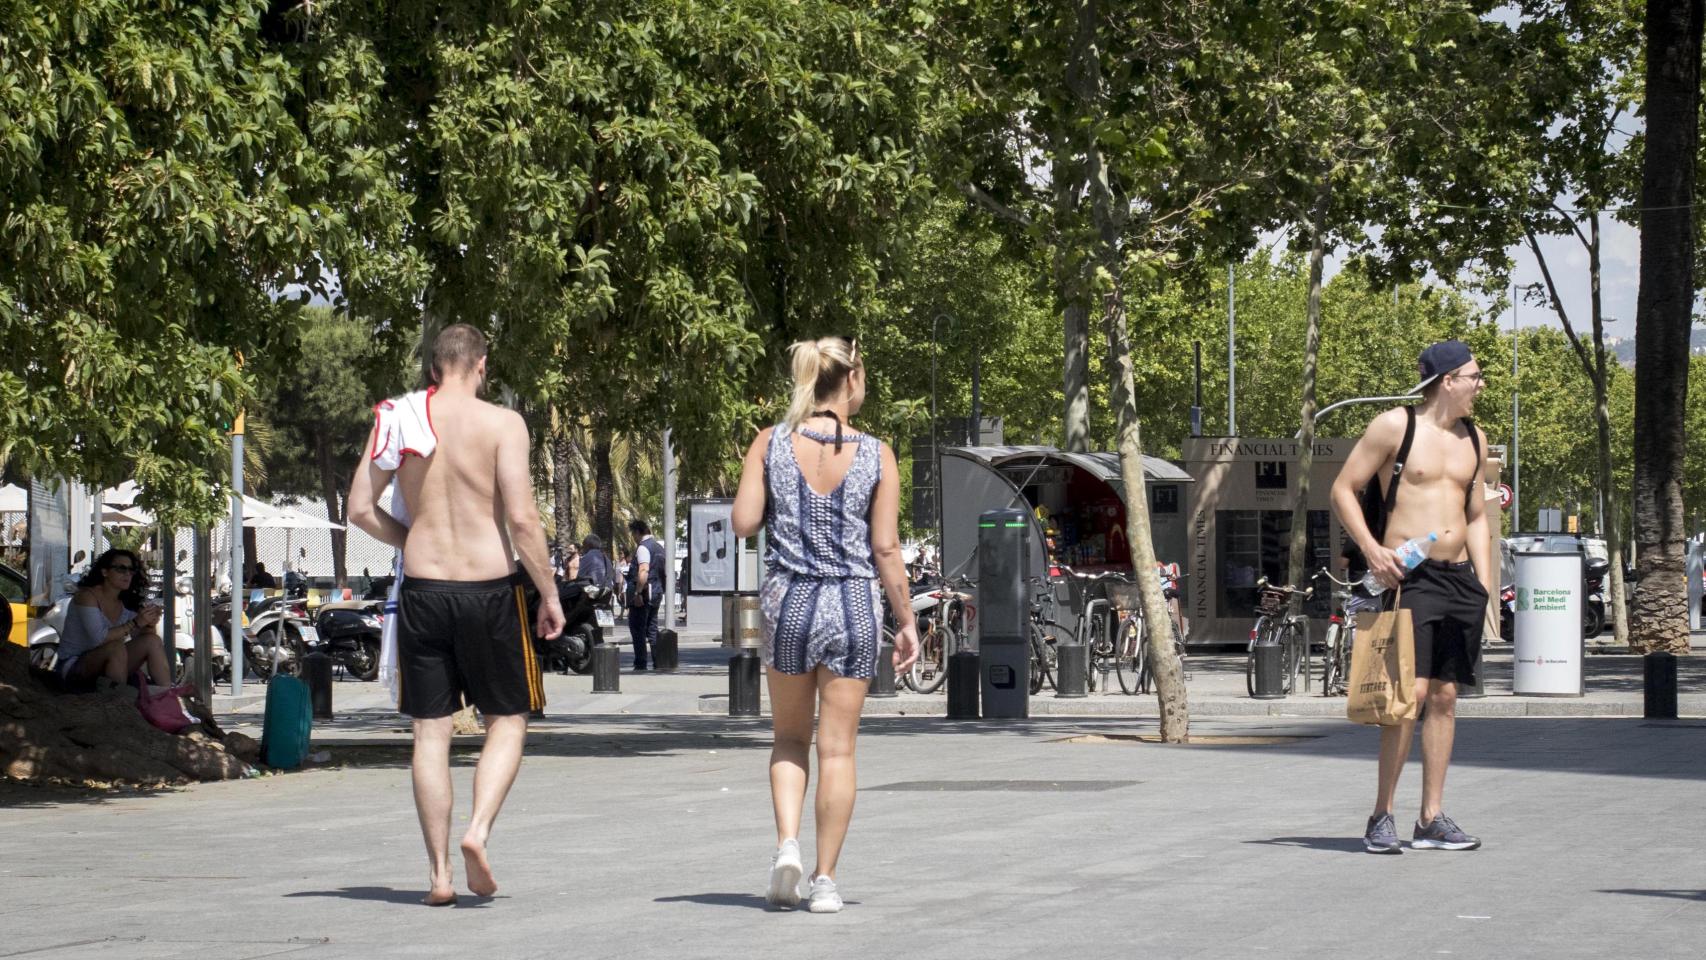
[
  {"xmin": 123, "ymin": 631, "xmax": 171, "ymax": 687},
  {"xmin": 73, "ymin": 632, "xmax": 169, "ymax": 687},
  {"xmin": 810, "ymin": 667, "xmax": 867, "ymax": 880},
  {"xmin": 767, "ymin": 667, "xmax": 818, "ymax": 843}
]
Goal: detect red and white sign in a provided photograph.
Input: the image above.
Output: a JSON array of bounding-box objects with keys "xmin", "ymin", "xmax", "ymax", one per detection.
[{"xmin": 1497, "ymin": 483, "xmax": 1513, "ymax": 508}]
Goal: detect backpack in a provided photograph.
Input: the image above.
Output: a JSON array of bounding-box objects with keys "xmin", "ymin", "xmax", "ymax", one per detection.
[
  {"xmin": 261, "ymin": 674, "xmax": 313, "ymax": 770},
  {"xmin": 1342, "ymin": 407, "xmax": 1479, "ymax": 574}
]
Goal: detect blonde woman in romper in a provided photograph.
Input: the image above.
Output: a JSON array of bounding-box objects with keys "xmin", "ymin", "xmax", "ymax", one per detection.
[{"xmin": 731, "ymin": 336, "xmax": 919, "ymax": 913}]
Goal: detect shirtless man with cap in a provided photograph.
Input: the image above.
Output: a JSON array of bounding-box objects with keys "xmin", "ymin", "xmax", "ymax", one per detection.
[
  {"xmin": 349, "ymin": 324, "xmax": 565, "ymax": 904},
  {"xmin": 1331, "ymin": 339, "xmax": 1492, "ymax": 855}
]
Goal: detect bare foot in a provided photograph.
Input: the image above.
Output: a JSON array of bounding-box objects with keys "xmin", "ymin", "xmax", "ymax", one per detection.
[
  {"xmin": 460, "ymin": 836, "xmax": 497, "ymax": 897},
  {"xmin": 423, "ymin": 886, "xmax": 457, "ymax": 907}
]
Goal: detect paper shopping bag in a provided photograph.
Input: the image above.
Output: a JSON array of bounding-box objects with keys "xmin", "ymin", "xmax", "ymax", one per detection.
[{"xmin": 1347, "ymin": 587, "xmax": 1419, "ymax": 726}]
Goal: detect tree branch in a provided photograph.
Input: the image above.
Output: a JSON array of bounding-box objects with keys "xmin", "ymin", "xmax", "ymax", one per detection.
[
  {"xmin": 1522, "ymin": 222, "xmax": 1600, "ymax": 391},
  {"xmin": 957, "ymin": 181, "xmax": 1034, "ymax": 229}
]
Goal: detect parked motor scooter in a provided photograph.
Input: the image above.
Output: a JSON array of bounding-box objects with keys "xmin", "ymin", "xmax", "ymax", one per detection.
[
  {"xmin": 28, "ymin": 592, "xmax": 71, "ymax": 671},
  {"xmin": 171, "ymin": 579, "xmax": 232, "ymax": 684},
  {"xmin": 309, "ymin": 598, "xmax": 383, "ymax": 681},
  {"xmin": 531, "ymin": 578, "xmax": 611, "ymax": 675},
  {"xmin": 1583, "ymin": 557, "xmax": 1610, "ymax": 638},
  {"xmin": 245, "ymin": 595, "xmax": 315, "ymax": 679}
]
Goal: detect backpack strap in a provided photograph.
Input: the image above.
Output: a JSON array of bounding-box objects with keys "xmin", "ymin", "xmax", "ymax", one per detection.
[
  {"xmin": 1461, "ymin": 416, "xmax": 1481, "ymax": 510},
  {"xmin": 1380, "ymin": 405, "xmax": 1418, "ymax": 517}
]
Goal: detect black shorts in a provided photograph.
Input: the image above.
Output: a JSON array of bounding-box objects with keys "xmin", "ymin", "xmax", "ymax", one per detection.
[
  {"xmin": 1387, "ymin": 559, "xmax": 1488, "ymax": 686},
  {"xmin": 397, "ymin": 574, "xmax": 544, "ymax": 719}
]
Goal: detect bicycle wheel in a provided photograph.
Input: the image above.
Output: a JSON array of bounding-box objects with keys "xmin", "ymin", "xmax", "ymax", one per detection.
[
  {"xmin": 1320, "ymin": 622, "xmax": 1342, "ymax": 696},
  {"xmin": 1246, "ymin": 616, "xmax": 1270, "ymax": 697},
  {"xmin": 1028, "ymin": 627, "xmax": 1047, "ymax": 694},
  {"xmin": 1116, "ymin": 616, "xmax": 1146, "ymax": 695},
  {"xmin": 908, "ymin": 622, "xmax": 950, "ymax": 693},
  {"xmin": 1278, "ymin": 622, "xmax": 1302, "ymax": 695}
]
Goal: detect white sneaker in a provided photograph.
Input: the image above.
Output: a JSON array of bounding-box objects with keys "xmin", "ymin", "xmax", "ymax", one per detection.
[
  {"xmin": 807, "ymin": 874, "xmax": 842, "ymax": 914},
  {"xmin": 766, "ymin": 839, "xmax": 802, "ymax": 907}
]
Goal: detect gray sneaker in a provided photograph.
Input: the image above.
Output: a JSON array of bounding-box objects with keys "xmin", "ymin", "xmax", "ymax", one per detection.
[
  {"xmin": 1364, "ymin": 813, "xmax": 1402, "ymax": 854},
  {"xmin": 766, "ymin": 839, "xmax": 803, "ymax": 907},
  {"xmin": 1412, "ymin": 813, "xmax": 1481, "ymax": 851},
  {"xmin": 807, "ymin": 874, "xmax": 843, "ymax": 914}
]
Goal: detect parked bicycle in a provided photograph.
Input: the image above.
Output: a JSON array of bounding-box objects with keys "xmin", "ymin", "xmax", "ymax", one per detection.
[
  {"xmin": 1117, "ymin": 563, "xmax": 1191, "ymax": 695},
  {"xmin": 1056, "ymin": 566, "xmax": 1124, "ymax": 692},
  {"xmin": 1026, "ymin": 578, "xmax": 1062, "ymax": 694},
  {"xmin": 1246, "ymin": 576, "xmax": 1313, "ymax": 696},
  {"xmin": 1316, "ymin": 569, "xmax": 1359, "ymax": 697},
  {"xmin": 899, "ymin": 574, "xmax": 976, "ymax": 693}
]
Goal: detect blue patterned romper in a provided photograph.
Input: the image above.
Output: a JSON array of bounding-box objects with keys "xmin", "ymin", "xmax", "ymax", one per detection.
[{"xmin": 760, "ymin": 421, "xmax": 883, "ymax": 679}]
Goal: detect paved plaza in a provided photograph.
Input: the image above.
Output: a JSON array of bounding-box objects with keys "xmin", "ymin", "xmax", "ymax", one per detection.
[{"xmin": 2, "ymin": 636, "xmax": 1702, "ymax": 960}]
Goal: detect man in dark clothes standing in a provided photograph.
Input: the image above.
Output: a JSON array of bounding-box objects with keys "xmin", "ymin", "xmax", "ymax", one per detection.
[{"xmin": 625, "ymin": 519, "xmax": 665, "ymax": 671}]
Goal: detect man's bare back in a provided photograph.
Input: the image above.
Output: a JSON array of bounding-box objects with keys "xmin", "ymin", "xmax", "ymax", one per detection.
[
  {"xmin": 397, "ymin": 393, "xmax": 525, "ymax": 582},
  {"xmin": 345, "ymin": 324, "xmax": 564, "ymax": 907}
]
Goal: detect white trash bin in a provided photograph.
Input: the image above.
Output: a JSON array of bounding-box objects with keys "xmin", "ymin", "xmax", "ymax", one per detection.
[{"xmin": 1512, "ymin": 551, "xmax": 1584, "ymax": 697}]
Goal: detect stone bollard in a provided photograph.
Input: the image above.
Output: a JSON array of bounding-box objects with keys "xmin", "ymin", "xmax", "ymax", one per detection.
[
  {"xmin": 947, "ymin": 649, "xmax": 980, "ymax": 719},
  {"xmin": 1250, "ymin": 640, "xmax": 1285, "ymax": 699},
  {"xmin": 868, "ymin": 641, "xmax": 898, "ymax": 698},
  {"xmin": 303, "ymin": 651, "xmax": 334, "ymax": 721},
  {"xmin": 654, "ymin": 628, "xmax": 679, "ymax": 673},
  {"xmin": 1054, "ymin": 644, "xmax": 1088, "ymax": 698},
  {"xmin": 1644, "ymin": 651, "xmax": 1678, "ymax": 719},
  {"xmin": 729, "ymin": 649, "xmax": 762, "ymax": 717},
  {"xmin": 728, "ymin": 594, "xmax": 763, "ymax": 717},
  {"xmin": 591, "ymin": 643, "xmax": 621, "ymax": 694}
]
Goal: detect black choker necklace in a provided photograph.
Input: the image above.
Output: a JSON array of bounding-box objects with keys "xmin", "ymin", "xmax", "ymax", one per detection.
[{"xmin": 808, "ymin": 410, "xmax": 845, "ymax": 453}]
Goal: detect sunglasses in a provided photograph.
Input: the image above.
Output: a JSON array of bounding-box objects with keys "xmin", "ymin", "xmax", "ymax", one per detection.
[
  {"xmin": 108, "ymin": 564, "xmax": 136, "ymax": 574},
  {"xmin": 1449, "ymin": 371, "xmax": 1486, "ymax": 384}
]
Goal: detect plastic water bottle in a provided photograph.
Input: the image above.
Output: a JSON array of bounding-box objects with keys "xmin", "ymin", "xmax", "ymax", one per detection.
[{"xmin": 1362, "ymin": 533, "xmax": 1438, "ymax": 596}]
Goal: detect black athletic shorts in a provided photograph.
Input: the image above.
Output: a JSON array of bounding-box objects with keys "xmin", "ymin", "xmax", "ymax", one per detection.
[
  {"xmin": 397, "ymin": 574, "xmax": 544, "ymax": 719},
  {"xmin": 1386, "ymin": 559, "xmax": 1487, "ymax": 686}
]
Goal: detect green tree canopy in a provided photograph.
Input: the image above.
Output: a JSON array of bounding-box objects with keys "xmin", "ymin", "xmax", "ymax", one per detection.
[{"xmin": 0, "ymin": 0, "xmax": 343, "ymax": 524}]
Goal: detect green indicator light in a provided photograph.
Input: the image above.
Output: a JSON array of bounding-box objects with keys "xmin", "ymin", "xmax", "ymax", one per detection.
[
  {"xmin": 978, "ymin": 523, "xmax": 997, "ymax": 528},
  {"xmin": 1005, "ymin": 522, "xmax": 1027, "ymax": 527}
]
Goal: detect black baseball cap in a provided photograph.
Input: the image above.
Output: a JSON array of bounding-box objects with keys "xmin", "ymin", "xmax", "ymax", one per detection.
[{"xmin": 1415, "ymin": 339, "xmax": 1474, "ymax": 391}]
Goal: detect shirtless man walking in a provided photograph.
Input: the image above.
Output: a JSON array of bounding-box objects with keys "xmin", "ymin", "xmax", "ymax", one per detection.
[
  {"xmin": 1331, "ymin": 340, "xmax": 1491, "ymax": 855},
  {"xmin": 349, "ymin": 324, "xmax": 565, "ymax": 904}
]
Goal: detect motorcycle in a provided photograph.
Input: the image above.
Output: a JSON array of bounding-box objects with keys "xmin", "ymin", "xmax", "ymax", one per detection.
[
  {"xmin": 309, "ymin": 598, "xmax": 383, "ymax": 681},
  {"xmin": 533, "ymin": 578, "xmax": 611, "ymax": 675}
]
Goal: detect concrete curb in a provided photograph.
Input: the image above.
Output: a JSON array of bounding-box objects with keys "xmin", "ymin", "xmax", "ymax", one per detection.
[{"xmin": 696, "ymin": 693, "xmax": 1706, "ymax": 719}]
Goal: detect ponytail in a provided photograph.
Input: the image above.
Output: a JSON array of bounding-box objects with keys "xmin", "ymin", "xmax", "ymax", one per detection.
[{"xmin": 784, "ymin": 336, "xmax": 860, "ymax": 427}]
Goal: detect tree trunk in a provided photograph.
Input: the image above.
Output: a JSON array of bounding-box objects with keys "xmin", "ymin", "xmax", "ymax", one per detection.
[
  {"xmin": 316, "ymin": 433, "xmax": 348, "ymax": 590},
  {"xmin": 1053, "ymin": 136, "xmax": 1092, "ymax": 454},
  {"xmin": 1286, "ymin": 184, "xmax": 1332, "ymax": 613},
  {"xmin": 1630, "ymin": 0, "xmax": 1701, "ymax": 655},
  {"xmin": 594, "ymin": 428, "xmax": 615, "ymax": 549},
  {"xmin": 1072, "ymin": 0, "xmax": 1187, "ymax": 741},
  {"xmin": 1589, "ymin": 216, "xmax": 1630, "ymax": 645},
  {"xmin": 0, "ymin": 642, "xmax": 251, "ymax": 783},
  {"xmin": 553, "ymin": 426, "xmax": 574, "ymax": 558}
]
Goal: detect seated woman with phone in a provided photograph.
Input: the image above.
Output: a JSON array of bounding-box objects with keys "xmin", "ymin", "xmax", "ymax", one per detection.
[{"xmin": 56, "ymin": 548, "xmax": 172, "ymax": 689}]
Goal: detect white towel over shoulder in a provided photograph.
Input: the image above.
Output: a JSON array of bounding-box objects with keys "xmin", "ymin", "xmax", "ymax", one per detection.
[{"xmin": 370, "ymin": 389, "xmax": 437, "ymax": 702}]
